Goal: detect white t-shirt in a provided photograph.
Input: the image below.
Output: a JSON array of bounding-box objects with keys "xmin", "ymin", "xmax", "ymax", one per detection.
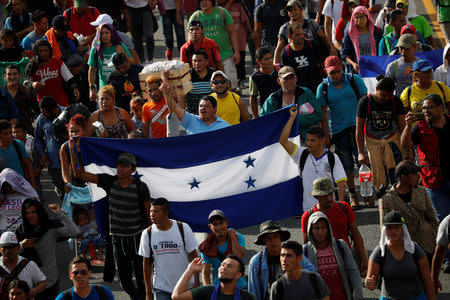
[
  {"xmin": 0, "ymin": 193, "xmax": 27, "ymax": 233},
  {"xmin": 0, "ymin": 256, "xmax": 46, "ymax": 290},
  {"xmin": 291, "ymin": 145, "xmax": 347, "ymax": 211},
  {"xmin": 322, "ymin": 0, "xmax": 344, "ymax": 40},
  {"xmin": 138, "ymin": 220, "xmax": 199, "ymax": 293}
]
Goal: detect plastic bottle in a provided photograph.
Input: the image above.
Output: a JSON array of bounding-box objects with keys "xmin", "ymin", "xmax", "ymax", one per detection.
[{"xmin": 359, "ymin": 164, "xmax": 373, "ymax": 197}]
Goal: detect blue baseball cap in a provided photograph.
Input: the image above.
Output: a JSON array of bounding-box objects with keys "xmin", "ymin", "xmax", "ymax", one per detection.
[{"xmin": 412, "ymin": 59, "xmax": 433, "ymax": 72}]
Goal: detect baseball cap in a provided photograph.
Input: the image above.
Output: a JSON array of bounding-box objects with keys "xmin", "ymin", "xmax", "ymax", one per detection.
[
  {"xmin": 324, "ymin": 56, "xmax": 343, "ymax": 73},
  {"xmin": 309, "ymin": 177, "xmax": 337, "ymax": 196},
  {"xmin": 278, "ymin": 66, "xmax": 296, "ymax": 79},
  {"xmin": 211, "ymin": 70, "xmax": 228, "ymax": 82},
  {"xmin": 286, "ymin": 0, "xmax": 303, "ymax": 9},
  {"xmin": 396, "ymin": 0, "xmax": 409, "ymax": 6},
  {"xmin": 348, "ymin": 0, "xmax": 361, "ymax": 6},
  {"xmin": 52, "ymin": 15, "xmax": 68, "ymax": 32},
  {"xmin": 396, "ymin": 34, "xmax": 415, "ymax": 48},
  {"xmin": 395, "ymin": 160, "xmax": 421, "ymax": 178},
  {"xmin": 383, "ymin": 210, "xmax": 404, "ymax": 225},
  {"xmin": 400, "ymin": 24, "xmax": 417, "ymax": 35},
  {"xmin": 90, "ymin": 14, "xmax": 114, "ymax": 27},
  {"xmin": 0, "ymin": 231, "xmax": 19, "ymax": 248},
  {"xmin": 188, "ymin": 20, "xmax": 203, "ymax": 29},
  {"xmin": 208, "ymin": 209, "xmax": 226, "ymax": 222},
  {"xmin": 117, "ymin": 153, "xmax": 137, "ymax": 166},
  {"xmin": 412, "ymin": 59, "xmax": 433, "ymax": 72}
]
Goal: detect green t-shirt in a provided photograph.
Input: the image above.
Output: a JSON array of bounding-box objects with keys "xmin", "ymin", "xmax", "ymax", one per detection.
[
  {"xmin": 87, "ymin": 43, "xmax": 132, "ymax": 88},
  {"xmin": 190, "ymin": 286, "xmax": 256, "ymax": 300},
  {"xmin": 188, "ymin": 7, "xmax": 234, "ymax": 60},
  {"xmin": 385, "ymin": 16, "xmax": 433, "ymax": 39}
]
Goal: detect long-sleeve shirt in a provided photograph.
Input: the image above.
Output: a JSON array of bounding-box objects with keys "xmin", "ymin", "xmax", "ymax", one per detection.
[{"xmin": 34, "ymin": 108, "xmax": 64, "ymax": 169}]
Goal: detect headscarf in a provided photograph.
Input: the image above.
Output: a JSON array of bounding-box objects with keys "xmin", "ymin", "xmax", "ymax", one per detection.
[
  {"xmin": 0, "ymin": 168, "xmax": 38, "ymax": 198},
  {"xmin": 348, "ymin": 6, "xmax": 377, "ymax": 61},
  {"xmin": 93, "ymin": 23, "xmax": 122, "ymax": 60},
  {"xmin": 379, "ymin": 223, "xmax": 415, "ymax": 257}
]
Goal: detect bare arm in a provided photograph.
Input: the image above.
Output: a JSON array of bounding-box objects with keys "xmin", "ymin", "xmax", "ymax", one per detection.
[
  {"xmin": 337, "ymin": 180, "xmax": 346, "ymax": 203},
  {"xmin": 396, "ymin": 114, "xmax": 406, "ymax": 133},
  {"xmin": 365, "ymin": 259, "xmax": 380, "ymax": 290},
  {"xmin": 173, "ymin": 258, "xmax": 205, "ymax": 300},
  {"xmin": 254, "ymin": 22, "xmax": 262, "ymax": 50},
  {"xmin": 279, "ymin": 106, "xmax": 298, "ymax": 155},
  {"xmin": 143, "ymin": 120, "xmax": 151, "ymax": 138},
  {"xmin": 316, "ymin": 0, "xmax": 327, "ymax": 24},
  {"xmin": 88, "ymin": 66, "xmax": 97, "ymax": 102},
  {"xmin": 28, "ymin": 280, "xmax": 46, "ymax": 298},
  {"xmin": 228, "ymin": 229, "xmax": 245, "ymax": 258},
  {"xmin": 418, "ymin": 256, "xmax": 436, "ymax": 300},
  {"xmin": 320, "ymin": 107, "xmax": 331, "ymax": 148},
  {"xmin": 129, "ymin": 49, "xmax": 141, "ymax": 65},
  {"xmin": 69, "ymin": 139, "xmax": 98, "ymax": 184},
  {"xmin": 317, "ymin": 28, "xmax": 337, "ymax": 56},
  {"xmin": 143, "ymin": 258, "xmax": 154, "ymax": 300},
  {"xmin": 432, "ymin": 245, "xmax": 447, "ymax": 293},
  {"xmin": 227, "ymin": 24, "xmax": 241, "ymax": 64},
  {"xmin": 356, "ymin": 116, "xmax": 369, "ymax": 165},
  {"xmin": 216, "ymin": 60, "xmax": 224, "ymax": 72},
  {"xmin": 401, "ymin": 112, "xmax": 415, "ymax": 151},
  {"xmin": 188, "ymin": 250, "xmax": 200, "ymax": 287},
  {"xmin": 426, "ymin": 36, "xmax": 437, "ymax": 50},
  {"xmin": 250, "ymin": 95, "xmax": 259, "ymax": 118},
  {"xmin": 349, "ymin": 221, "xmax": 368, "ymax": 276},
  {"xmin": 24, "ymin": 157, "xmax": 36, "ymax": 190},
  {"xmin": 274, "ymin": 37, "xmax": 286, "ymax": 64},
  {"xmin": 238, "ymin": 96, "xmax": 251, "ymax": 122},
  {"xmin": 120, "ymin": 109, "xmax": 135, "ymax": 133},
  {"xmin": 178, "ymin": 95, "xmax": 187, "ymax": 110},
  {"xmin": 60, "ymin": 145, "xmax": 71, "ymax": 185},
  {"xmin": 202, "ymin": 264, "xmax": 212, "ymax": 285},
  {"xmin": 324, "ymin": 16, "xmax": 333, "ymax": 43},
  {"xmin": 160, "ymin": 81, "xmax": 185, "ymax": 121}
]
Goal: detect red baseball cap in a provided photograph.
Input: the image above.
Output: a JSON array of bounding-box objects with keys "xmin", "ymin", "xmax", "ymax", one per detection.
[
  {"xmin": 324, "ymin": 56, "xmax": 343, "ymax": 73},
  {"xmin": 400, "ymin": 24, "xmax": 417, "ymax": 35}
]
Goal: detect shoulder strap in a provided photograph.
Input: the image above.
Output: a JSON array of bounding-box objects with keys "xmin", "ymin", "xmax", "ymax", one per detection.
[
  {"xmin": 299, "ymin": 148, "xmax": 310, "ymax": 174},
  {"xmin": 63, "ymin": 289, "xmax": 72, "ymax": 300},
  {"xmin": 327, "ymin": 151, "xmax": 336, "ymax": 183},
  {"xmin": 286, "ymin": 44, "xmax": 290, "ymax": 57},
  {"xmin": 192, "ymin": 10, "xmax": 201, "ymax": 21},
  {"xmin": 93, "ymin": 285, "xmax": 108, "ymax": 300},
  {"xmin": 230, "ymin": 92, "xmax": 239, "ymax": 107},
  {"xmin": 392, "ymin": 60, "xmax": 399, "ymax": 80},
  {"xmin": 11, "ymin": 140, "xmax": 27, "ymax": 179},
  {"xmin": 257, "ymin": 251, "xmax": 263, "ymax": 277},
  {"xmin": 348, "ymin": 74, "xmax": 360, "ymax": 100},
  {"xmin": 435, "ymin": 81, "xmax": 447, "ymax": 104},
  {"xmin": 89, "ymin": 6, "xmax": 96, "ymax": 17},
  {"xmin": 146, "ymin": 226, "xmax": 154, "ymax": 264},
  {"xmin": 176, "ymin": 221, "xmax": 187, "ymax": 253},
  {"xmin": 323, "ymin": 82, "xmax": 329, "ymax": 106},
  {"xmin": 65, "ymin": 8, "xmax": 71, "ymax": 24},
  {"xmin": 305, "ymin": 38, "xmax": 312, "ymax": 48},
  {"xmin": 384, "ymin": 36, "xmax": 390, "ymax": 54},
  {"xmin": 407, "ymin": 85, "xmax": 412, "ymax": 106}
]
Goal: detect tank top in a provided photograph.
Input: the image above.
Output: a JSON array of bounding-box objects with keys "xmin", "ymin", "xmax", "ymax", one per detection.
[
  {"xmin": 97, "ymin": 107, "xmax": 128, "ymax": 138},
  {"xmin": 214, "ymin": 91, "xmax": 241, "ymax": 125}
]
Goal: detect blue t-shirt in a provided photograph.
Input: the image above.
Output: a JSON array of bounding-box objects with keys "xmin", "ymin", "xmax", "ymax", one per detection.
[
  {"xmin": 181, "ymin": 112, "xmax": 230, "ymax": 135},
  {"xmin": 317, "ymin": 73, "xmax": 367, "ymax": 135},
  {"xmin": 0, "ymin": 88, "xmax": 21, "ymax": 121},
  {"xmin": 21, "ymin": 31, "xmax": 42, "ymax": 51},
  {"xmin": 201, "ymin": 231, "xmax": 247, "ymax": 288},
  {"xmin": 55, "ymin": 285, "xmax": 114, "ymax": 300},
  {"xmin": 0, "ymin": 140, "xmax": 29, "ymax": 177}
]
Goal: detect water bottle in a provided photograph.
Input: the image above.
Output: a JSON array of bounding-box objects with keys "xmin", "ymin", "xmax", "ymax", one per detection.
[{"xmin": 359, "ymin": 164, "xmax": 373, "ymax": 197}]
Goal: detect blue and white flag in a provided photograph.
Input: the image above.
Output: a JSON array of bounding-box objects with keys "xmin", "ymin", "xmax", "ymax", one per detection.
[
  {"xmin": 80, "ymin": 107, "xmax": 303, "ymax": 232},
  {"xmin": 359, "ymin": 48, "xmax": 444, "ymax": 93}
]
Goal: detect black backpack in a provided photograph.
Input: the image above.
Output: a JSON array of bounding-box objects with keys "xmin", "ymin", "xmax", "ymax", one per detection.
[
  {"xmin": 63, "ymin": 285, "xmax": 108, "ymax": 300},
  {"xmin": 146, "ymin": 221, "xmax": 186, "ymax": 264}
]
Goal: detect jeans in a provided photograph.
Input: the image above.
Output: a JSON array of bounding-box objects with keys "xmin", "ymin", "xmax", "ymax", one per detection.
[
  {"xmin": 79, "ymin": 234, "xmax": 104, "ymax": 252},
  {"xmin": 112, "ymin": 233, "xmax": 145, "ymax": 300},
  {"xmin": 153, "ymin": 288, "xmax": 172, "ymax": 300},
  {"xmin": 161, "ymin": 9, "xmax": 186, "ymax": 50},
  {"xmin": 425, "ymin": 179, "xmax": 450, "ymax": 222},
  {"xmin": 333, "ymin": 126, "xmax": 358, "ymax": 175},
  {"xmin": 127, "ymin": 5, "xmax": 155, "ymax": 61}
]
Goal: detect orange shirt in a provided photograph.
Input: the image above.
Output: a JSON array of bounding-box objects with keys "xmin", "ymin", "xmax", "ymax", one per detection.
[{"xmin": 142, "ymin": 97, "xmax": 169, "ymax": 138}]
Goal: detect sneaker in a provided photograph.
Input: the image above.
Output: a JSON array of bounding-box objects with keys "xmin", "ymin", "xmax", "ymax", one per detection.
[
  {"xmin": 165, "ymin": 48, "xmax": 173, "ymax": 60},
  {"xmin": 364, "ymin": 195, "xmax": 375, "ymax": 207},
  {"xmin": 350, "ymin": 193, "xmax": 360, "ymax": 210}
]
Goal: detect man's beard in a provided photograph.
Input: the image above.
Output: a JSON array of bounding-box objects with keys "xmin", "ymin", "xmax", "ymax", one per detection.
[
  {"xmin": 214, "ymin": 89, "xmax": 227, "ymax": 95},
  {"xmin": 219, "ymin": 277, "xmax": 233, "ymax": 283}
]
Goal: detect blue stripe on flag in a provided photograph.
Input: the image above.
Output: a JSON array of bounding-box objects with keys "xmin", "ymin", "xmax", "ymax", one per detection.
[
  {"xmin": 359, "ymin": 49, "xmax": 444, "ymax": 78},
  {"xmin": 169, "ymin": 177, "xmax": 302, "ymax": 232},
  {"xmin": 80, "ymin": 106, "xmax": 299, "ymax": 169}
]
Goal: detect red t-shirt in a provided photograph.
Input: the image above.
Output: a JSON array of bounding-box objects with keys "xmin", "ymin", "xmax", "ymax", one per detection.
[
  {"xmin": 317, "ymin": 244, "xmax": 346, "ymax": 300},
  {"xmin": 301, "ymin": 201, "xmax": 356, "ymax": 248},
  {"xmin": 334, "ymin": 18, "xmax": 348, "ymax": 42},
  {"xmin": 32, "ymin": 58, "xmax": 70, "ymax": 107},
  {"xmin": 63, "ymin": 6, "xmax": 101, "ymax": 37},
  {"xmin": 180, "ymin": 37, "xmax": 222, "ymax": 70},
  {"xmin": 142, "ymin": 97, "xmax": 169, "ymax": 138}
]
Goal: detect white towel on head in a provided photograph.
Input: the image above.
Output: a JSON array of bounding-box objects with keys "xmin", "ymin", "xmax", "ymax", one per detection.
[{"xmin": 379, "ymin": 224, "xmax": 415, "ymax": 256}]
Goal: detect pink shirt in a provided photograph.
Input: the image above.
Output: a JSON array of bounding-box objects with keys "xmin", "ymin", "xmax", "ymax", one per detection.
[{"xmin": 317, "ymin": 244, "xmax": 346, "ymax": 300}]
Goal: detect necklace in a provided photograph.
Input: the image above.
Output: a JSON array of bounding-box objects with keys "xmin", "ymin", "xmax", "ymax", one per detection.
[{"xmin": 310, "ymin": 154, "xmax": 322, "ymax": 174}]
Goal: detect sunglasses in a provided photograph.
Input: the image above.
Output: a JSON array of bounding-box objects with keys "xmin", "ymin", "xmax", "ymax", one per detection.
[
  {"xmin": 71, "ymin": 269, "xmax": 89, "ymax": 276},
  {"xmin": 212, "ymin": 79, "xmax": 227, "ymax": 85},
  {"xmin": 396, "ymin": 3, "xmax": 407, "ymax": 8}
]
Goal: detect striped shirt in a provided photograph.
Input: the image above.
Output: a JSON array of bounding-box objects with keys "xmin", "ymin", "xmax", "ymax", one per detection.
[
  {"xmin": 186, "ymin": 67, "xmax": 214, "ymax": 114},
  {"xmin": 97, "ymin": 174, "xmax": 150, "ymax": 237}
]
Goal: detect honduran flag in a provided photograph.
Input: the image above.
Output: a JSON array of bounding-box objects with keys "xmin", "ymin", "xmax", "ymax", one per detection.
[
  {"xmin": 80, "ymin": 106, "xmax": 303, "ymax": 233},
  {"xmin": 359, "ymin": 48, "xmax": 444, "ymax": 93}
]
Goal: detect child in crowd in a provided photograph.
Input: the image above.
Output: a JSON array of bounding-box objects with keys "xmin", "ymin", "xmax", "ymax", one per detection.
[
  {"xmin": 74, "ymin": 208, "xmax": 104, "ymax": 260},
  {"xmin": 130, "ymin": 95, "xmax": 145, "ymax": 132},
  {"xmin": 0, "ymin": 29, "xmax": 25, "ymax": 62},
  {"xmin": 11, "ymin": 122, "xmax": 42, "ymax": 197}
]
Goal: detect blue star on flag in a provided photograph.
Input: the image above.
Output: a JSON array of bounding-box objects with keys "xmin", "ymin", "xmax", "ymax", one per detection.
[
  {"xmin": 132, "ymin": 170, "xmax": 143, "ymax": 180},
  {"xmin": 189, "ymin": 178, "xmax": 201, "ymax": 189},
  {"xmin": 244, "ymin": 156, "xmax": 256, "ymax": 168},
  {"xmin": 245, "ymin": 176, "xmax": 256, "ymax": 189}
]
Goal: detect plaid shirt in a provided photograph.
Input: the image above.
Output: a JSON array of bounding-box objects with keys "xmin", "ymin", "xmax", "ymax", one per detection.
[{"xmin": 379, "ymin": 185, "xmax": 439, "ymax": 254}]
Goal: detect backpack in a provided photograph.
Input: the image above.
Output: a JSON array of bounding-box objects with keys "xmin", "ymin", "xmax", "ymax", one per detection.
[
  {"xmin": 64, "ymin": 7, "xmax": 97, "ymax": 26},
  {"xmin": 0, "ymin": 259, "xmax": 30, "ymax": 299},
  {"xmin": 274, "ymin": 272, "xmax": 320, "ymax": 299},
  {"xmin": 146, "ymin": 221, "xmax": 186, "ymax": 264},
  {"xmin": 63, "ymin": 285, "xmax": 108, "ymax": 300},
  {"xmin": 406, "ymin": 81, "xmax": 447, "ymax": 110},
  {"xmin": 284, "ymin": 38, "xmax": 313, "ymax": 58},
  {"xmin": 11, "ymin": 140, "xmax": 30, "ymax": 181},
  {"xmin": 322, "ymin": 73, "xmax": 360, "ymax": 107}
]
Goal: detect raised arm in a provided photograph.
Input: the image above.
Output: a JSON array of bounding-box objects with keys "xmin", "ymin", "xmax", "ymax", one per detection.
[
  {"xmin": 279, "ymin": 105, "xmax": 298, "ymax": 155},
  {"xmin": 69, "ymin": 138, "xmax": 98, "ymax": 184},
  {"xmin": 172, "ymin": 258, "xmax": 204, "ymax": 300},
  {"xmin": 160, "ymin": 71, "xmax": 185, "ymax": 121}
]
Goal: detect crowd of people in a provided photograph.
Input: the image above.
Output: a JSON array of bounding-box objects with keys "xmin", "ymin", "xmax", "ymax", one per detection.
[{"xmin": 0, "ymin": 0, "xmax": 449, "ymax": 299}]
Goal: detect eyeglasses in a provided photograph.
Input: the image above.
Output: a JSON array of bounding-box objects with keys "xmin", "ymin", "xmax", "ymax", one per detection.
[
  {"xmin": 71, "ymin": 269, "xmax": 89, "ymax": 276},
  {"xmin": 422, "ymin": 105, "xmax": 436, "ymax": 111},
  {"xmin": 212, "ymin": 79, "xmax": 227, "ymax": 85},
  {"xmin": 396, "ymin": 3, "xmax": 408, "ymax": 8}
]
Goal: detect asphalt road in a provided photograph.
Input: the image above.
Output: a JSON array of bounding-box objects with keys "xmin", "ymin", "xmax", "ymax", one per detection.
[{"xmin": 44, "ymin": 1, "xmax": 450, "ymax": 299}]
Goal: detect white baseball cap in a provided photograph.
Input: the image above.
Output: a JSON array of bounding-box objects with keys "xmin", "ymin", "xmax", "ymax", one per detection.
[
  {"xmin": 0, "ymin": 231, "xmax": 19, "ymax": 248},
  {"xmin": 90, "ymin": 14, "xmax": 114, "ymax": 27}
]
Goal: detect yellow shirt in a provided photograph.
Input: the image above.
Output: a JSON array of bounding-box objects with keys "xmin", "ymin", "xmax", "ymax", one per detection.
[
  {"xmin": 212, "ymin": 91, "xmax": 241, "ymax": 125},
  {"xmin": 400, "ymin": 80, "xmax": 450, "ymax": 113}
]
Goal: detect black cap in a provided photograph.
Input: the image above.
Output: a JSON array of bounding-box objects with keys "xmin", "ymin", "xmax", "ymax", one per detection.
[
  {"xmin": 208, "ymin": 209, "xmax": 226, "ymax": 223},
  {"xmin": 383, "ymin": 210, "xmax": 404, "ymax": 225},
  {"xmin": 188, "ymin": 20, "xmax": 203, "ymax": 29},
  {"xmin": 395, "ymin": 160, "xmax": 421, "ymax": 178},
  {"xmin": 52, "ymin": 15, "xmax": 68, "ymax": 32}
]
